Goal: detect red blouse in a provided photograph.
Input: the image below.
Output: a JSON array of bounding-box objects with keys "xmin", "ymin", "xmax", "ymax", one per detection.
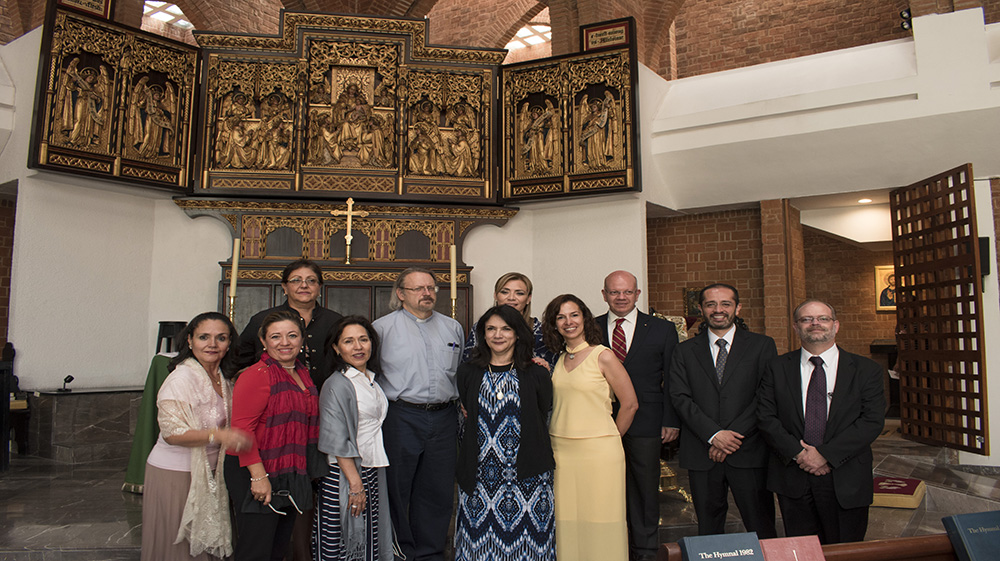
[{"xmin": 229, "ymin": 353, "xmax": 319, "ymax": 476}]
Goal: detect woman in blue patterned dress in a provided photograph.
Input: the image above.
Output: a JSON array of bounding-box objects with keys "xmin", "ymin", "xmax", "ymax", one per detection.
[
  {"xmin": 462, "ymin": 272, "xmax": 557, "ymax": 370},
  {"xmin": 455, "ymin": 305, "xmax": 556, "ymax": 561}
]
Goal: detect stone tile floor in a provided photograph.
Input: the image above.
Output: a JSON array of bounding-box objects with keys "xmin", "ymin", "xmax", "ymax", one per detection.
[{"xmin": 1, "ymin": 419, "xmax": 998, "ymax": 560}]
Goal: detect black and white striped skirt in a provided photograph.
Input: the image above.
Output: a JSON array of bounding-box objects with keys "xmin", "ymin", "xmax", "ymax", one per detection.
[{"xmin": 314, "ymin": 464, "xmax": 381, "ymax": 561}]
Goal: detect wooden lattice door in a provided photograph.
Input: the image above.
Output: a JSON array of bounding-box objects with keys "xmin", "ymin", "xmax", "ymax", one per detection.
[{"xmin": 890, "ymin": 163, "xmax": 988, "ymax": 454}]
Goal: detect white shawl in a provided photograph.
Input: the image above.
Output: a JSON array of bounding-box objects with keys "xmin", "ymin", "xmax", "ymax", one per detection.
[{"xmin": 157, "ymin": 357, "xmax": 233, "ymax": 558}]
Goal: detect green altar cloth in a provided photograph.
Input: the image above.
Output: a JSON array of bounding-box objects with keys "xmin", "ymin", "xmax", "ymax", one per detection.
[{"xmin": 122, "ymin": 354, "xmax": 173, "ymax": 494}]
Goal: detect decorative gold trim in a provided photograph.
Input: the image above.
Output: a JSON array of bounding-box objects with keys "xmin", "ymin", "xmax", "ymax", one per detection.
[
  {"xmin": 227, "ymin": 269, "xmax": 468, "ymax": 284},
  {"xmin": 175, "ymin": 199, "xmax": 517, "ymax": 220}
]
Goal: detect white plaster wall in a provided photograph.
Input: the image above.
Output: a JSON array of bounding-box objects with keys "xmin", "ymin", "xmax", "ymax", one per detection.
[
  {"xmin": 0, "ymin": 29, "xmax": 231, "ymax": 390},
  {"xmin": 146, "ymin": 201, "xmax": 233, "ymax": 354},
  {"xmin": 799, "ymin": 205, "xmax": 893, "ymax": 243},
  {"xmin": 463, "ymin": 195, "xmax": 648, "ymax": 325}
]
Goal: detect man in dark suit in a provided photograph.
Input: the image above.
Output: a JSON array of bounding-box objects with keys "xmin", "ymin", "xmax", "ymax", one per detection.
[
  {"xmin": 758, "ymin": 299, "xmax": 885, "ymax": 544},
  {"xmin": 669, "ymin": 283, "xmax": 777, "ymax": 537},
  {"xmin": 597, "ymin": 270, "xmax": 679, "ymax": 561}
]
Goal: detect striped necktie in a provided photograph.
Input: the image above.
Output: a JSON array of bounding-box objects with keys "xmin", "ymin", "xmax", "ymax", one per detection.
[{"xmin": 612, "ymin": 318, "xmax": 627, "ymax": 362}]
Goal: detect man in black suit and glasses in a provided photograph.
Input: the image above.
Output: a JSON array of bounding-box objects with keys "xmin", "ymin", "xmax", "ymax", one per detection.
[
  {"xmin": 758, "ymin": 299, "xmax": 885, "ymax": 544},
  {"xmin": 596, "ymin": 270, "xmax": 679, "ymax": 561},
  {"xmin": 670, "ymin": 283, "xmax": 777, "ymax": 538}
]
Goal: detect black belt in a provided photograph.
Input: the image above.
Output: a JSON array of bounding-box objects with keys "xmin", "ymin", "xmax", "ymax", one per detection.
[{"xmin": 392, "ymin": 399, "xmax": 454, "ymax": 411}]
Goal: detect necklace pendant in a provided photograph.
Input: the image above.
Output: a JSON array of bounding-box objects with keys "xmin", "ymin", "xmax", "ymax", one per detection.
[
  {"xmin": 567, "ymin": 353, "xmax": 575, "ymax": 360},
  {"xmin": 496, "ymin": 390, "xmax": 504, "ymax": 400}
]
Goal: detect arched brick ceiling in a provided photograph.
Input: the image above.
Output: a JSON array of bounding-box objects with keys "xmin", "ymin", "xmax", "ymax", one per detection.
[{"xmin": 427, "ymin": 0, "xmax": 542, "ymax": 48}]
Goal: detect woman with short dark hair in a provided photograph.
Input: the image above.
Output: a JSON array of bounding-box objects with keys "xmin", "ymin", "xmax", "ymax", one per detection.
[{"xmin": 226, "ymin": 310, "xmax": 320, "ymax": 561}]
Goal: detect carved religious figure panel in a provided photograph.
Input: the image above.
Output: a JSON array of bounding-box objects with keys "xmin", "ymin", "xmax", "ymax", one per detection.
[
  {"xmin": 196, "ymin": 12, "xmax": 503, "ymax": 203},
  {"xmin": 30, "ymin": 5, "xmax": 198, "ymax": 191},
  {"xmin": 501, "ymin": 41, "xmax": 640, "ymax": 202}
]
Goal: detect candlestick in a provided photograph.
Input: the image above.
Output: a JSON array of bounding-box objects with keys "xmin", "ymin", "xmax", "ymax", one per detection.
[
  {"xmin": 450, "ymin": 244, "xmax": 457, "ymax": 319},
  {"xmin": 229, "ymin": 237, "xmax": 240, "ymax": 320}
]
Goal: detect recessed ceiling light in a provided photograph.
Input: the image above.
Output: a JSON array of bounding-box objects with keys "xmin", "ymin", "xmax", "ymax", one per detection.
[{"xmin": 858, "ymin": 198, "xmax": 873, "ymax": 204}]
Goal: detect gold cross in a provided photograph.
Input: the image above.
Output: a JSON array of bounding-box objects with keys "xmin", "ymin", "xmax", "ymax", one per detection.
[{"xmin": 330, "ymin": 198, "xmax": 369, "ymax": 264}]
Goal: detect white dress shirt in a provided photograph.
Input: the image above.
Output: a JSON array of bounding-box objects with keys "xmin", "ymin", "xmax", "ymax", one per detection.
[
  {"xmin": 799, "ymin": 345, "xmax": 840, "ymax": 417},
  {"xmin": 344, "ymin": 366, "xmax": 390, "ymax": 468},
  {"xmin": 606, "ymin": 306, "xmax": 639, "ymax": 352}
]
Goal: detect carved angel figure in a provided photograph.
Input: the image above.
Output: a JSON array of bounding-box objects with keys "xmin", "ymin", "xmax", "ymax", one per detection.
[
  {"xmin": 519, "ymin": 99, "xmax": 559, "ymax": 175},
  {"xmin": 126, "ymin": 77, "xmax": 177, "ymax": 159},
  {"xmin": 578, "ymin": 91, "xmax": 617, "ymax": 170},
  {"xmin": 52, "ymin": 58, "xmax": 112, "ymax": 148}
]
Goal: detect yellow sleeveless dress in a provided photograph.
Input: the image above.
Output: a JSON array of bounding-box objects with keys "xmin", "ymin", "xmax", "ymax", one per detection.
[{"xmin": 549, "ymin": 345, "xmax": 627, "ymax": 561}]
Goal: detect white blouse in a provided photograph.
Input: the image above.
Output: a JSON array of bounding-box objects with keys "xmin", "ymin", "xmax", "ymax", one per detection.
[{"xmin": 343, "ymin": 366, "xmax": 389, "ymax": 468}]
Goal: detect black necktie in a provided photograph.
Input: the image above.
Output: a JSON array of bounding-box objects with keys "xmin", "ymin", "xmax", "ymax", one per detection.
[
  {"xmin": 804, "ymin": 356, "xmax": 827, "ymax": 445},
  {"xmin": 715, "ymin": 339, "xmax": 728, "ymax": 383}
]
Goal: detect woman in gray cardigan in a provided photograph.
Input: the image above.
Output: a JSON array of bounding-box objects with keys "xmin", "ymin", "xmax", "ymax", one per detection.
[{"xmin": 316, "ymin": 316, "xmax": 394, "ymax": 561}]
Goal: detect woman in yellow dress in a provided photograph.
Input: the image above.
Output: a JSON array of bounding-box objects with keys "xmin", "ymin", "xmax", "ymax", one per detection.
[{"xmin": 541, "ymin": 294, "xmax": 638, "ymax": 561}]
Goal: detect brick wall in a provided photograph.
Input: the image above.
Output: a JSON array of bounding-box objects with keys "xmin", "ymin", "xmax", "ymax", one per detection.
[
  {"xmin": 802, "ymin": 227, "xmax": 896, "ymax": 359},
  {"xmin": 0, "ymin": 197, "xmax": 15, "ymax": 346},
  {"xmin": 646, "ymin": 207, "xmax": 765, "ymax": 333},
  {"xmin": 673, "ymin": 0, "xmax": 912, "ymax": 78}
]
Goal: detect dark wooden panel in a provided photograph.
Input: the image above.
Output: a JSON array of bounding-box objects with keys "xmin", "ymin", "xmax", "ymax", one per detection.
[{"xmin": 890, "ymin": 163, "xmax": 988, "ymax": 455}]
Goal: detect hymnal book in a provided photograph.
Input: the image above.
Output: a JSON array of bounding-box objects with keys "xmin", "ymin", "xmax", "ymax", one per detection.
[
  {"xmin": 678, "ymin": 532, "xmax": 764, "ymax": 561},
  {"xmin": 872, "ymin": 476, "xmax": 926, "ymax": 509},
  {"xmin": 759, "ymin": 535, "xmax": 824, "ymax": 561},
  {"xmin": 942, "ymin": 510, "xmax": 1000, "ymax": 561}
]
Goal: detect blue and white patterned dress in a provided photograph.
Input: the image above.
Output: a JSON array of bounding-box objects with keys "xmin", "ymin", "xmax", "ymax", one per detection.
[{"xmin": 454, "ymin": 366, "xmax": 555, "ymax": 561}]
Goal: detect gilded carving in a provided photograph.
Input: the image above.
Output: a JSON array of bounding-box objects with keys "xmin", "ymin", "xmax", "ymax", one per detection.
[
  {"xmin": 302, "ymin": 175, "xmax": 396, "ymax": 192},
  {"xmin": 196, "ymin": 12, "xmax": 497, "ymax": 200},
  {"xmin": 510, "ymin": 182, "xmax": 562, "ymax": 196},
  {"xmin": 48, "ymin": 153, "xmax": 112, "ymax": 172},
  {"xmin": 406, "ymin": 184, "xmax": 482, "ymax": 197},
  {"xmin": 176, "ymin": 199, "xmax": 518, "ymax": 221},
  {"xmin": 501, "ymin": 46, "xmax": 638, "ymax": 201},
  {"xmin": 573, "ymin": 176, "xmax": 626, "ymax": 190},
  {"xmin": 32, "ymin": 8, "xmax": 197, "ymax": 189},
  {"xmin": 212, "ymin": 178, "xmax": 292, "ymax": 190}
]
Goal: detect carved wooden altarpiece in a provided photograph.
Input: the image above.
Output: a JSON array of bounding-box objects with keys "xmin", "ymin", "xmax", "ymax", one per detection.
[
  {"xmin": 176, "ymin": 198, "xmax": 515, "ymax": 330},
  {"xmin": 29, "ymin": 3, "xmax": 198, "ymax": 190},
  {"xmin": 27, "ymin": 4, "xmax": 641, "ymax": 327}
]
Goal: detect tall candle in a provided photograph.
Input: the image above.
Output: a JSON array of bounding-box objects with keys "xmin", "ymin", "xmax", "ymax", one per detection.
[
  {"xmin": 450, "ymin": 244, "xmax": 457, "ymax": 298},
  {"xmin": 230, "ymin": 237, "xmax": 240, "ymax": 299}
]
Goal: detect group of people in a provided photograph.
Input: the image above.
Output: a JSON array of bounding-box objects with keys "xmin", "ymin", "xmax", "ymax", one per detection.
[{"xmin": 140, "ymin": 259, "xmax": 886, "ymax": 561}]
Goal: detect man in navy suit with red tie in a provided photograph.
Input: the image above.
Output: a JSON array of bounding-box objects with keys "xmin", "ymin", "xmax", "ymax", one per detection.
[
  {"xmin": 597, "ymin": 271, "xmax": 679, "ymax": 561},
  {"xmin": 758, "ymin": 299, "xmax": 885, "ymax": 544}
]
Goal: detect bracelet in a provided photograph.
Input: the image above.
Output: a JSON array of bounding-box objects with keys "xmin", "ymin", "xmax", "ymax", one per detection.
[
  {"xmin": 208, "ymin": 430, "xmax": 216, "ymax": 444},
  {"xmin": 348, "ymin": 491, "xmax": 363, "ymax": 497},
  {"xmin": 250, "ymin": 473, "xmax": 269, "ymax": 482}
]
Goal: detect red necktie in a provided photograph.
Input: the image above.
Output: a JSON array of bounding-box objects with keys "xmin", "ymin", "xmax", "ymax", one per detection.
[{"xmin": 612, "ymin": 318, "xmax": 627, "ymax": 362}]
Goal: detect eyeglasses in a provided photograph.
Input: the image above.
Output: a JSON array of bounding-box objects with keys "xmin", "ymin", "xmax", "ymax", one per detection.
[
  {"xmin": 286, "ymin": 277, "xmax": 319, "ymax": 286},
  {"xmin": 400, "ymin": 285, "xmax": 439, "ymax": 294},
  {"xmin": 796, "ymin": 316, "xmax": 834, "ymax": 325},
  {"xmin": 606, "ymin": 290, "xmax": 636, "ymax": 297}
]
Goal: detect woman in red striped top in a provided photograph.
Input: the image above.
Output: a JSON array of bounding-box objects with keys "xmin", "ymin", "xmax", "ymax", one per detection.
[{"xmin": 224, "ymin": 310, "xmax": 320, "ymax": 561}]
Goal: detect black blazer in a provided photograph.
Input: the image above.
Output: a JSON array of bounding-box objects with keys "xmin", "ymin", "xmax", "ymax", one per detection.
[
  {"xmin": 597, "ymin": 311, "xmax": 679, "ymax": 437},
  {"xmin": 669, "ymin": 329, "xmax": 777, "ymax": 470},
  {"xmin": 455, "ymin": 361, "xmax": 554, "ymax": 493},
  {"xmin": 757, "ymin": 347, "xmax": 885, "ymax": 509}
]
